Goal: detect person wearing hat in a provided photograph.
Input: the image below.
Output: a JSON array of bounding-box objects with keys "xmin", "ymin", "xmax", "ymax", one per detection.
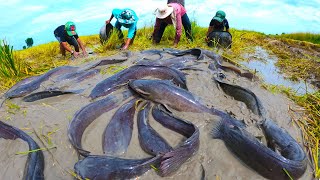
[
  {"xmin": 105, "ymin": 8, "xmax": 138, "ymax": 50},
  {"xmin": 53, "ymin": 21, "xmax": 87, "ymax": 58},
  {"xmin": 206, "ymin": 10, "xmax": 229, "ymax": 38},
  {"xmin": 152, "ymin": 3, "xmax": 193, "ymax": 46}
]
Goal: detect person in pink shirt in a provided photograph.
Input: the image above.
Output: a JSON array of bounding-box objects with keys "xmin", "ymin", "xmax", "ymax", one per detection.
[{"xmin": 152, "ymin": 3, "xmax": 193, "ymax": 46}]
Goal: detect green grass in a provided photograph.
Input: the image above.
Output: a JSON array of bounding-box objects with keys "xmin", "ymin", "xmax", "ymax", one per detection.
[
  {"xmin": 278, "ymin": 32, "xmax": 320, "ymax": 44},
  {"xmin": 0, "ymin": 23, "xmax": 319, "ymax": 178}
]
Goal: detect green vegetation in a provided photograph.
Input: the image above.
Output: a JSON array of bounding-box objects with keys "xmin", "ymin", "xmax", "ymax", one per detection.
[
  {"xmin": 279, "ymin": 32, "xmax": 320, "ymax": 44},
  {"xmin": 0, "ymin": 23, "xmax": 319, "ymax": 177},
  {"xmin": 25, "ymin": 37, "xmax": 34, "ymax": 48}
]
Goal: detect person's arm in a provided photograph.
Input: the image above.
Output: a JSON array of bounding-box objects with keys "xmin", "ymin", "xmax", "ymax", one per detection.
[
  {"xmin": 224, "ymin": 19, "xmax": 230, "ymax": 32},
  {"xmin": 76, "ymin": 38, "xmax": 87, "ymax": 56},
  {"xmin": 173, "ymin": 10, "xmax": 183, "ymax": 46},
  {"xmin": 61, "ymin": 42, "xmax": 79, "ymax": 57},
  {"xmin": 206, "ymin": 26, "xmax": 213, "ymax": 37},
  {"xmin": 122, "ymin": 23, "xmax": 136, "ymax": 50},
  {"xmin": 106, "ymin": 14, "xmax": 114, "ymax": 24}
]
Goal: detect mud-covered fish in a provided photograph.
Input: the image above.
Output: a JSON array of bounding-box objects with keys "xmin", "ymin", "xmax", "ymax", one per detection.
[
  {"xmin": 214, "ymin": 78, "xmax": 266, "ymax": 118},
  {"xmin": 0, "ymin": 121, "xmax": 44, "ymax": 180},
  {"xmin": 68, "ymin": 90, "xmax": 133, "ymax": 156},
  {"xmin": 74, "ymin": 155, "xmax": 161, "ymax": 180},
  {"xmin": 163, "ymin": 48, "xmax": 204, "ymax": 60},
  {"xmin": 128, "ymin": 79, "xmax": 223, "ymax": 116},
  {"xmin": 152, "ymin": 104, "xmax": 200, "ymax": 176},
  {"xmin": 4, "ymin": 66, "xmax": 78, "ymax": 99},
  {"xmin": 22, "ymin": 89, "xmax": 84, "ymax": 102},
  {"xmin": 140, "ymin": 49, "xmax": 164, "ymax": 61},
  {"xmin": 102, "ymin": 98, "xmax": 137, "ymax": 155},
  {"xmin": 137, "ymin": 56, "xmax": 198, "ymax": 70},
  {"xmin": 137, "ymin": 102, "xmax": 173, "ymax": 155},
  {"xmin": 89, "ymin": 65, "xmax": 187, "ymax": 100},
  {"xmin": 212, "ymin": 117, "xmax": 307, "ymax": 180}
]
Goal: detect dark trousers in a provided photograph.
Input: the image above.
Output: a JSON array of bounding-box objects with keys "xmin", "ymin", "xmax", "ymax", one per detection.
[{"xmin": 153, "ymin": 13, "xmax": 193, "ymax": 43}]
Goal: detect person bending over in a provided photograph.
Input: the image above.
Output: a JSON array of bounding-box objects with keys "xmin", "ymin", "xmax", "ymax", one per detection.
[{"xmin": 54, "ymin": 21, "xmax": 87, "ymax": 58}]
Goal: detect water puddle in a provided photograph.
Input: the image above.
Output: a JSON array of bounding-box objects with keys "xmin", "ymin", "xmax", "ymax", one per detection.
[{"xmin": 241, "ymin": 46, "xmax": 317, "ymax": 95}]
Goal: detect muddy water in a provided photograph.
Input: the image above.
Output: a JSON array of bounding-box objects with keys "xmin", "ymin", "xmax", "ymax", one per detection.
[
  {"xmin": 0, "ymin": 50, "xmax": 314, "ymax": 180},
  {"xmin": 241, "ymin": 46, "xmax": 318, "ymax": 95}
]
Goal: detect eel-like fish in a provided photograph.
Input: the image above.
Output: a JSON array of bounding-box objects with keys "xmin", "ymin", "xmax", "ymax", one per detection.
[
  {"xmin": 102, "ymin": 98, "xmax": 137, "ymax": 155},
  {"xmin": 22, "ymin": 89, "xmax": 84, "ymax": 102},
  {"xmin": 140, "ymin": 49, "xmax": 164, "ymax": 61},
  {"xmin": 89, "ymin": 65, "xmax": 187, "ymax": 100},
  {"xmin": 213, "ymin": 78, "xmax": 266, "ymax": 118},
  {"xmin": 68, "ymin": 90, "xmax": 133, "ymax": 156},
  {"xmin": 128, "ymin": 79, "xmax": 224, "ymax": 116},
  {"xmin": 4, "ymin": 66, "xmax": 79, "ymax": 99},
  {"xmin": 136, "ymin": 55, "xmax": 198, "ymax": 69},
  {"xmin": 0, "ymin": 121, "xmax": 44, "ymax": 180},
  {"xmin": 137, "ymin": 102, "xmax": 173, "ymax": 155},
  {"xmin": 212, "ymin": 116, "xmax": 307, "ymax": 179},
  {"xmin": 152, "ymin": 104, "xmax": 200, "ymax": 176},
  {"xmin": 79, "ymin": 57, "xmax": 128, "ymax": 71},
  {"xmin": 74, "ymin": 155, "xmax": 162, "ymax": 180},
  {"xmin": 163, "ymin": 48, "xmax": 204, "ymax": 60}
]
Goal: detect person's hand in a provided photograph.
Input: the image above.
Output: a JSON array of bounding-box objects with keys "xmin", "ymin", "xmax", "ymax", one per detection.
[
  {"xmin": 205, "ymin": 37, "xmax": 208, "ymax": 42},
  {"xmin": 82, "ymin": 50, "xmax": 88, "ymax": 57},
  {"xmin": 73, "ymin": 51, "xmax": 79, "ymax": 58},
  {"xmin": 105, "ymin": 20, "xmax": 110, "ymax": 24},
  {"xmin": 120, "ymin": 44, "xmax": 129, "ymax": 50}
]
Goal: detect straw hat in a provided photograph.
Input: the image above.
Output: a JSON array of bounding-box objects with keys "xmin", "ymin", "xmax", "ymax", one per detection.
[{"xmin": 155, "ymin": 5, "xmax": 174, "ymax": 19}]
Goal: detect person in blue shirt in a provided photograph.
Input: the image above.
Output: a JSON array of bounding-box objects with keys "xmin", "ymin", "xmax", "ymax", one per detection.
[{"xmin": 105, "ymin": 9, "xmax": 138, "ymax": 50}]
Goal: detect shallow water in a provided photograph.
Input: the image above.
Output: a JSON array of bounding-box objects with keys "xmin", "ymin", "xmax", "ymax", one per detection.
[{"xmin": 241, "ymin": 46, "xmax": 317, "ymax": 95}]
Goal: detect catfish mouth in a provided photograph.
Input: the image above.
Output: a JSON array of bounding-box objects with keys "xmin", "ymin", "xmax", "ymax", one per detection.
[{"xmin": 128, "ymin": 80, "xmax": 151, "ymax": 98}]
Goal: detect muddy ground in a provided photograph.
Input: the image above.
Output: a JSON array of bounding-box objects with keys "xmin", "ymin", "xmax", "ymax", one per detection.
[{"xmin": 0, "ymin": 49, "xmax": 314, "ymax": 180}]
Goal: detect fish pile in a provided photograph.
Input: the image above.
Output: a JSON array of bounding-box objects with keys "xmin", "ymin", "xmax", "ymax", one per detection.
[{"xmin": 0, "ymin": 48, "xmax": 307, "ymax": 179}]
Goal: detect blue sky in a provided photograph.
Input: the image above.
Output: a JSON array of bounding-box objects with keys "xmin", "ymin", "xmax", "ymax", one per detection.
[{"xmin": 1, "ymin": 0, "xmax": 319, "ymax": 49}]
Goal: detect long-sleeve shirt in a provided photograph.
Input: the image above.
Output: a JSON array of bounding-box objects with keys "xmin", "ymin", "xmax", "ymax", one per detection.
[
  {"xmin": 153, "ymin": 3, "xmax": 186, "ymax": 44},
  {"xmin": 112, "ymin": 8, "xmax": 138, "ymax": 39}
]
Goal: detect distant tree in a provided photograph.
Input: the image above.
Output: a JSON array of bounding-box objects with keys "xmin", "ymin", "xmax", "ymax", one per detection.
[
  {"xmin": 25, "ymin": 38, "xmax": 33, "ymax": 48},
  {"xmin": 23, "ymin": 46, "xmax": 26, "ymax": 49}
]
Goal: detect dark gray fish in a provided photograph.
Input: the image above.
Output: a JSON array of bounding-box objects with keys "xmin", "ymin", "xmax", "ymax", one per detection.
[
  {"xmin": 152, "ymin": 104, "xmax": 200, "ymax": 176},
  {"xmin": 89, "ymin": 65, "xmax": 187, "ymax": 100},
  {"xmin": 99, "ymin": 23, "xmax": 114, "ymax": 43},
  {"xmin": 137, "ymin": 102, "xmax": 173, "ymax": 155},
  {"xmin": 0, "ymin": 121, "xmax": 44, "ymax": 180},
  {"xmin": 214, "ymin": 78, "xmax": 266, "ymax": 118},
  {"xmin": 137, "ymin": 55, "xmax": 197, "ymax": 69},
  {"xmin": 4, "ymin": 66, "xmax": 79, "ymax": 99},
  {"xmin": 22, "ymin": 89, "xmax": 84, "ymax": 102},
  {"xmin": 212, "ymin": 117, "xmax": 307, "ymax": 180},
  {"xmin": 102, "ymin": 98, "xmax": 137, "ymax": 155},
  {"xmin": 141, "ymin": 49, "xmax": 164, "ymax": 61},
  {"xmin": 128, "ymin": 79, "xmax": 224, "ymax": 116},
  {"xmin": 68, "ymin": 90, "xmax": 133, "ymax": 156},
  {"xmin": 79, "ymin": 58, "xmax": 127, "ymax": 71},
  {"xmin": 207, "ymin": 31, "xmax": 232, "ymax": 48},
  {"xmin": 163, "ymin": 48, "xmax": 204, "ymax": 60},
  {"xmin": 74, "ymin": 155, "xmax": 162, "ymax": 180}
]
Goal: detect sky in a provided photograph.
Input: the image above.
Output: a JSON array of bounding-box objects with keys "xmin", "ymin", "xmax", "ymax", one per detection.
[{"xmin": 1, "ymin": 0, "xmax": 319, "ymax": 49}]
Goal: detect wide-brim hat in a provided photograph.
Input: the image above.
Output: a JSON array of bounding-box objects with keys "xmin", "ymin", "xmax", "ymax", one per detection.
[
  {"xmin": 155, "ymin": 5, "xmax": 174, "ymax": 19},
  {"xmin": 65, "ymin": 21, "xmax": 77, "ymax": 36},
  {"xmin": 117, "ymin": 9, "xmax": 136, "ymax": 25}
]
